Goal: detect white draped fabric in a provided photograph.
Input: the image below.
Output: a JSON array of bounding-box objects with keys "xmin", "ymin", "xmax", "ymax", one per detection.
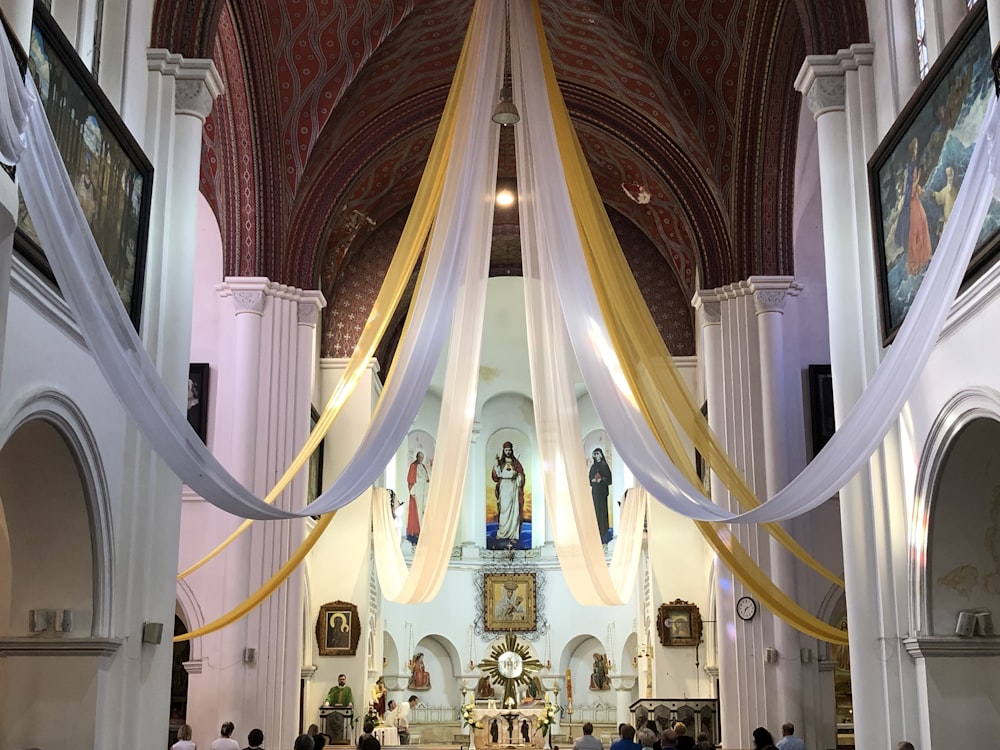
[
  {"xmin": 510, "ymin": 0, "xmax": 1000, "ymax": 524},
  {"xmin": 4, "ymin": 0, "xmax": 1000, "ymax": 602},
  {"xmin": 371, "ymin": 0, "xmax": 500, "ymax": 603},
  {"xmin": 2, "ymin": 13, "xmax": 495, "ymax": 521},
  {"xmin": 0, "ymin": 43, "xmax": 27, "ymax": 165}
]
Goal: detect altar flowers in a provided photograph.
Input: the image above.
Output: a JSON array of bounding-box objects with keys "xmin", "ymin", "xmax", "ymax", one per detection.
[
  {"xmin": 535, "ymin": 702, "xmax": 558, "ymax": 736},
  {"xmin": 461, "ymin": 703, "xmax": 483, "ymax": 729}
]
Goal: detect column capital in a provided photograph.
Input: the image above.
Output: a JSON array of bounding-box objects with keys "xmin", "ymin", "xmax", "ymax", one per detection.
[
  {"xmin": 298, "ymin": 290, "xmax": 327, "ymax": 328},
  {"xmin": 183, "ymin": 659, "xmax": 204, "ymax": 675},
  {"xmin": 795, "ymin": 45, "xmax": 873, "ymax": 118},
  {"xmin": 692, "ymin": 290, "xmax": 723, "ymax": 325},
  {"xmin": 747, "ymin": 276, "xmax": 800, "ymax": 316},
  {"xmin": 218, "ymin": 277, "xmax": 271, "ymax": 316},
  {"xmin": 147, "ymin": 49, "xmax": 224, "ymax": 120}
]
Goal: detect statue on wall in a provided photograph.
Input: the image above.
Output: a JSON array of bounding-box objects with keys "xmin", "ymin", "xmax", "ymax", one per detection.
[
  {"xmin": 590, "ymin": 653, "xmax": 610, "ymax": 690},
  {"xmin": 476, "ymin": 675, "xmax": 496, "ymax": 700},
  {"xmin": 408, "ymin": 652, "xmax": 431, "ymax": 690}
]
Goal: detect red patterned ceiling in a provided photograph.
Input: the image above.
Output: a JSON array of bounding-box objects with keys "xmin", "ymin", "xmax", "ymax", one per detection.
[{"xmin": 154, "ymin": 0, "xmax": 868, "ymax": 357}]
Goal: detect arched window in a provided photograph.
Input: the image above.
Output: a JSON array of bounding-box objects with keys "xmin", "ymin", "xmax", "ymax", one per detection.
[{"xmin": 915, "ymin": 0, "xmax": 930, "ymax": 79}]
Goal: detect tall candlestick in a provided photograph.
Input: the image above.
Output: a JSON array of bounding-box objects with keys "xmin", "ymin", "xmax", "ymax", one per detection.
[{"xmin": 565, "ymin": 668, "xmax": 573, "ymax": 703}]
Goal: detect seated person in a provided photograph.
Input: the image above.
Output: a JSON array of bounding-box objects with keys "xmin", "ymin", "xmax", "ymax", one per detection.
[{"xmin": 358, "ymin": 722, "xmax": 381, "ymax": 750}]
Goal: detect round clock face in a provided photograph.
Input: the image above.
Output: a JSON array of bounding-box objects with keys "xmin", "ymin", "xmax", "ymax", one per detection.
[
  {"xmin": 497, "ymin": 651, "xmax": 524, "ymax": 679},
  {"xmin": 737, "ymin": 596, "xmax": 757, "ymax": 621}
]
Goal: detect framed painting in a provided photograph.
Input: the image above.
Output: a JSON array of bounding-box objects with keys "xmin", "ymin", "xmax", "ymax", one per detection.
[
  {"xmin": 15, "ymin": 0, "xmax": 152, "ymax": 330},
  {"xmin": 316, "ymin": 600, "xmax": 361, "ymax": 656},
  {"xmin": 483, "ymin": 572, "xmax": 537, "ymax": 632},
  {"xmin": 808, "ymin": 364, "xmax": 835, "ymax": 458},
  {"xmin": 869, "ymin": 2, "xmax": 997, "ymax": 344},
  {"xmin": 186, "ymin": 363, "xmax": 209, "ymax": 443},
  {"xmin": 308, "ymin": 406, "xmax": 325, "ymax": 505},
  {"xmin": 656, "ymin": 599, "xmax": 703, "ymax": 647}
]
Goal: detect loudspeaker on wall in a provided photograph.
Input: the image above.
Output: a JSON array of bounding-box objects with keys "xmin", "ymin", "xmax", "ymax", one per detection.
[
  {"xmin": 28, "ymin": 608, "xmax": 52, "ymax": 633},
  {"xmin": 142, "ymin": 622, "xmax": 164, "ymax": 644},
  {"xmin": 955, "ymin": 610, "xmax": 976, "ymax": 637}
]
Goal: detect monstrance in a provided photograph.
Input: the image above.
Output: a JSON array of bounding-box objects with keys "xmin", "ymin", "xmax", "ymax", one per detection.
[{"xmin": 476, "ymin": 632, "xmax": 544, "ymax": 709}]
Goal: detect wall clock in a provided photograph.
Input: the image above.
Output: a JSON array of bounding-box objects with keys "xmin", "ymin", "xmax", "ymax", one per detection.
[{"xmin": 736, "ymin": 595, "xmax": 757, "ymax": 621}]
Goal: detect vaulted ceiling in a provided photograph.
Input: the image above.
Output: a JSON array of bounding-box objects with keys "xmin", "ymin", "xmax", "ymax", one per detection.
[{"xmin": 151, "ymin": 0, "xmax": 867, "ymax": 361}]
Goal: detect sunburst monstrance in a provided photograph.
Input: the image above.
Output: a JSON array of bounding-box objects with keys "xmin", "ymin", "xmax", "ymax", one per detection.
[{"xmin": 476, "ymin": 633, "xmax": 544, "ymax": 709}]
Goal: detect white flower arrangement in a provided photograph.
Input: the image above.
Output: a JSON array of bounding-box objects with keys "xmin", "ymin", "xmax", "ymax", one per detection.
[
  {"xmin": 535, "ymin": 702, "xmax": 559, "ymax": 736},
  {"xmin": 461, "ymin": 703, "xmax": 483, "ymax": 729}
]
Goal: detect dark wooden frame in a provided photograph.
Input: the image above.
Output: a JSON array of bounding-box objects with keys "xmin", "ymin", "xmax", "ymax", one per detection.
[
  {"xmin": 316, "ymin": 600, "xmax": 361, "ymax": 656},
  {"xmin": 186, "ymin": 363, "xmax": 209, "ymax": 443},
  {"xmin": 483, "ymin": 571, "xmax": 537, "ymax": 633},
  {"xmin": 308, "ymin": 405, "xmax": 326, "ymax": 505},
  {"xmin": 808, "ymin": 364, "xmax": 835, "ymax": 457},
  {"xmin": 656, "ymin": 599, "xmax": 703, "ymax": 647},
  {"xmin": 15, "ymin": 0, "xmax": 152, "ymax": 330},
  {"xmin": 868, "ymin": 2, "xmax": 996, "ymax": 344}
]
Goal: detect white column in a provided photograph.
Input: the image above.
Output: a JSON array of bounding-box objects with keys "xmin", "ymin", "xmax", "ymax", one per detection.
[
  {"xmin": 304, "ymin": 357, "xmax": 381, "ymax": 734},
  {"xmin": 796, "ymin": 46, "xmax": 920, "ymax": 750},
  {"xmin": 988, "ymin": 0, "xmax": 1000, "ymax": 51},
  {"xmin": 224, "ymin": 280, "xmax": 269, "ymax": 480},
  {"xmin": 749, "ymin": 277, "xmax": 804, "ymax": 731},
  {"xmin": 692, "ymin": 291, "xmax": 740, "ymax": 746},
  {"xmin": 611, "ymin": 678, "xmax": 636, "ymax": 727},
  {"xmin": 460, "ymin": 421, "xmax": 484, "ymax": 551},
  {"xmin": 144, "ymin": 52, "xmax": 223, "ymax": 393},
  {"xmin": 111, "ymin": 53, "xmax": 222, "ymax": 749}
]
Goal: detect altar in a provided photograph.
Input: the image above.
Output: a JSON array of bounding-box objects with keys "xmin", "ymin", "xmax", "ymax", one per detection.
[{"xmin": 470, "ymin": 707, "xmax": 547, "ymax": 750}]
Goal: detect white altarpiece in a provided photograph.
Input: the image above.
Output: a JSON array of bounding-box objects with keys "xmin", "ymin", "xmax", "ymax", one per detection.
[{"xmin": 470, "ymin": 707, "xmax": 547, "ymax": 750}]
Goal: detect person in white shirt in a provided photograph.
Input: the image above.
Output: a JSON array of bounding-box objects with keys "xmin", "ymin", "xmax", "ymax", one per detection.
[
  {"xmin": 210, "ymin": 721, "xmax": 241, "ymax": 750},
  {"xmin": 775, "ymin": 722, "xmax": 805, "ymax": 750}
]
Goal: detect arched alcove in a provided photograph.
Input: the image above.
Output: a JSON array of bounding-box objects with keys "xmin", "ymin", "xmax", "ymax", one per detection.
[
  {"xmin": 926, "ymin": 416, "xmax": 1000, "ymax": 633},
  {"xmin": 0, "ymin": 413, "xmax": 109, "ymax": 749},
  {"xmin": 908, "ymin": 388, "xmax": 1000, "ymax": 744}
]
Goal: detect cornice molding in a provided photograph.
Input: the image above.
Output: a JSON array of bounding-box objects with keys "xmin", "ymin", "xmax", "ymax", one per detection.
[{"xmin": 0, "ymin": 636, "xmax": 123, "ymax": 657}]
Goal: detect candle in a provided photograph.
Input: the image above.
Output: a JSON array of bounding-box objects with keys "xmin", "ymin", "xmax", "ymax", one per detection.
[{"xmin": 565, "ymin": 668, "xmax": 573, "ymax": 703}]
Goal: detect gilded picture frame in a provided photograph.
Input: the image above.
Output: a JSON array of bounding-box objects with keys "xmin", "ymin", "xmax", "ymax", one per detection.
[
  {"xmin": 316, "ymin": 600, "xmax": 361, "ymax": 656},
  {"xmin": 483, "ymin": 572, "xmax": 537, "ymax": 633},
  {"xmin": 656, "ymin": 599, "xmax": 702, "ymax": 647}
]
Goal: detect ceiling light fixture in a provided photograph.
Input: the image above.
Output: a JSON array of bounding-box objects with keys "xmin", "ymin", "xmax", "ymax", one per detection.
[
  {"xmin": 492, "ymin": 0, "xmax": 520, "ymax": 126},
  {"xmin": 496, "ymin": 188, "xmax": 516, "ymax": 207}
]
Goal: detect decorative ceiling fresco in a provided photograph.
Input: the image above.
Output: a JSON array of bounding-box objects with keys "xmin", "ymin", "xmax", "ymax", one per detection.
[{"xmin": 152, "ymin": 0, "xmax": 868, "ymax": 360}]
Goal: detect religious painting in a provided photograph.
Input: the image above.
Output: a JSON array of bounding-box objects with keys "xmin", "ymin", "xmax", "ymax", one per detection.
[
  {"xmin": 16, "ymin": 1, "xmax": 152, "ymax": 330},
  {"xmin": 404, "ymin": 430, "xmax": 435, "ymax": 544},
  {"xmin": 584, "ymin": 429, "xmax": 614, "ymax": 543},
  {"xmin": 316, "ymin": 601, "xmax": 361, "ymax": 656},
  {"xmin": 485, "ymin": 428, "xmax": 532, "ymax": 550},
  {"xmin": 483, "ymin": 572, "xmax": 537, "ymax": 632},
  {"xmin": 656, "ymin": 600, "xmax": 703, "ymax": 647},
  {"xmin": 869, "ymin": 2, "xmax": 999, "ymax": 344},
  {"xmin": 186, "ymin": 363, "xmax": 209, "ymax": 443}
]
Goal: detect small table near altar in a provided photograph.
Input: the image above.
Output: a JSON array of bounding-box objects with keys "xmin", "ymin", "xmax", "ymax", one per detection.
[
  {"xmin": 320, "ymin": 705, "xmax": 354, "ymax": 745},
  {"xmin": 470, "ymin": 707, "xmax": 547, "ymax": 750},
  {"xmin": 374, "ymin": 726, "xmax": 399, "ymax": 746}
]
